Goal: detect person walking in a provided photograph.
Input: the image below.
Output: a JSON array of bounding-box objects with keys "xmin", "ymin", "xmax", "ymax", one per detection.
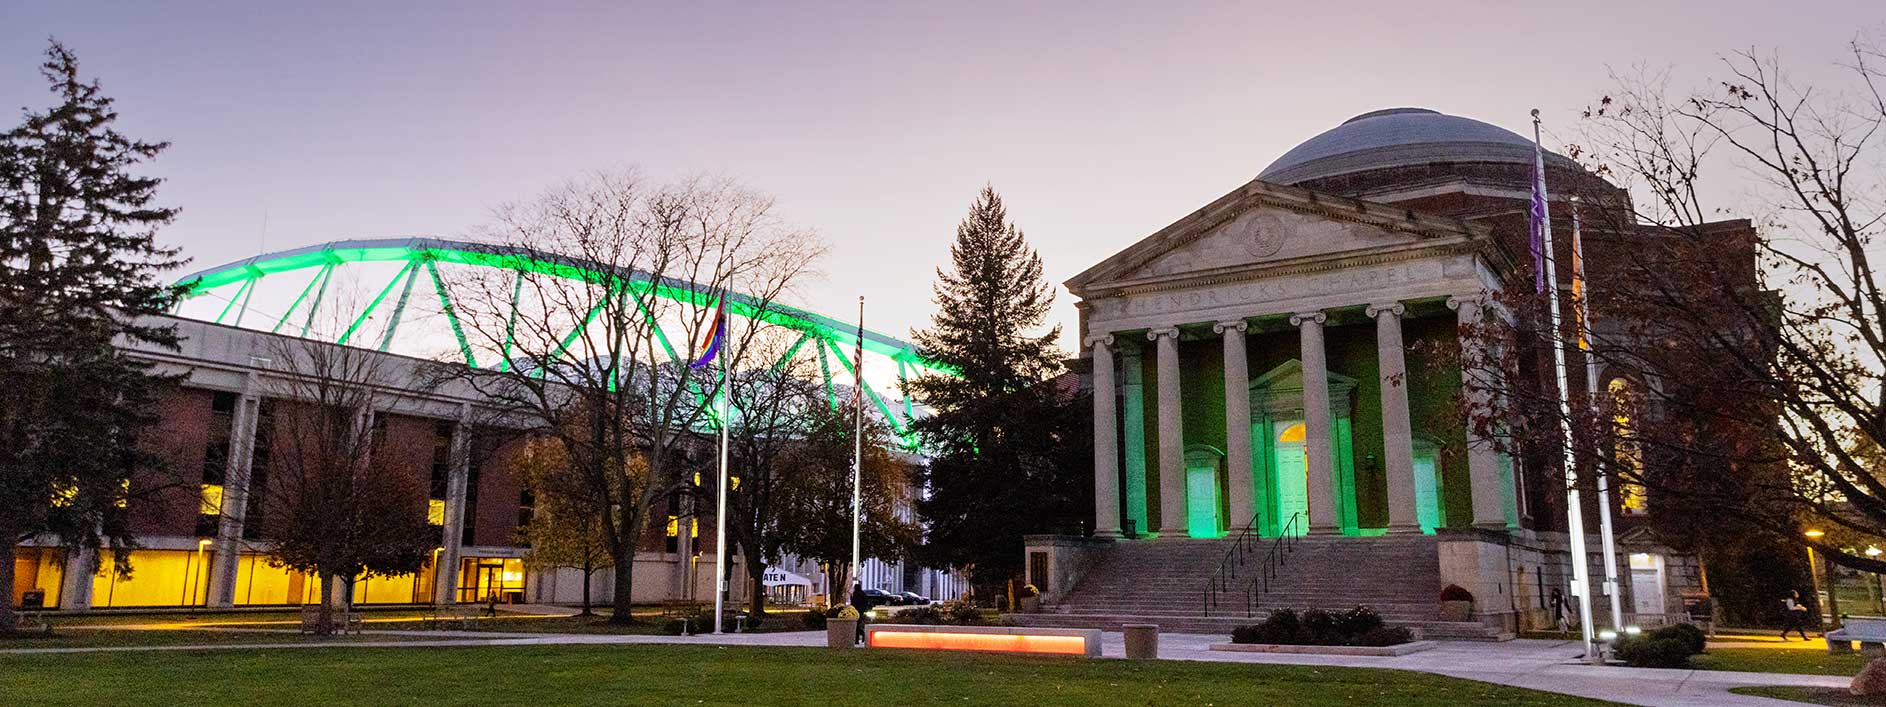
[
  {"xmin": 1782, "ymin": 589, "xmax": 1812, "ymax": 641},
  {"xmin": 849, "ymin": 582, "xmax": 873, "ymax": 645}
]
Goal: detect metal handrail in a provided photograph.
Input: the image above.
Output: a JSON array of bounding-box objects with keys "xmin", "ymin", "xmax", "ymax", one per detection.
[
  {"xmin": 1203, "ymin": 512, "xmax": 1302, "ymax": 618},
  {"xmin": 1202, "ymin": 512, "xmax": 1265, "ymax": 617}
]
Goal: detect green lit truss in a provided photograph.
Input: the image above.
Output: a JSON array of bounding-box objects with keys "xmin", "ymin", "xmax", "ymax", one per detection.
[{"xmin": 173, "ymin": 237, "xmax": 945, "ymax": 443}]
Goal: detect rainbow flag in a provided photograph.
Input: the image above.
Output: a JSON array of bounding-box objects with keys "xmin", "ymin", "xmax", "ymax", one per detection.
[{"xmin": 689, "ymin": 299, "xmax": 727, "ymax": 369}]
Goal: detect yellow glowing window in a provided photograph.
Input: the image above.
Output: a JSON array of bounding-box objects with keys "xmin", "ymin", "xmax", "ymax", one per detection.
[
  {"xmin": 731, "ymin": 476, "xmax": 741, "ymax": 491},
  {"xmin": 1277, "ymin": 422, "xmax": 1306, "ymax": 444},
  {"xmin": 666, "ymin": 515, "xmax": 679, "ymax": 537},
  {"xmin": 691, "ymin": 519, "xmax": 699, "ymax": 537},
  {"xmin": 693, "ymin": 472, "xmax": 701, "ymax": 487},
  {"xmin": 200, "ymin": 484, "xmax": 225, "ymax": 515},
  {"xmin": 52, "ymin": 484, "xmax": 77, "ymax": 508},
  {"xmin": 428, "ymin": 499, "xmax": 446, "ymax": 525}
]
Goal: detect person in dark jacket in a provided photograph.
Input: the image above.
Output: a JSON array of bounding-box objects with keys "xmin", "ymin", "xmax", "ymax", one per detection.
[
  {"xmin": 849, "ymin": 583, "xmax": 872, "ymax": 645},
  {"xmin": 1781, "ymin": 589, "xmax": 1812, "ymax": 641}
]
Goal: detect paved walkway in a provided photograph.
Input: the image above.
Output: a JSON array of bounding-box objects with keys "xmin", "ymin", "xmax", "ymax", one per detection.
[{"xmin": 0, "ymin": 627, "xmax": 1850, "ymax": 706}]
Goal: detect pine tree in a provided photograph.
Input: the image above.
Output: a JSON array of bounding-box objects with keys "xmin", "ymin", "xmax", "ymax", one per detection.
[
  {"xmin": 906, "ymin": 186, "xmax": 1089, "ymax": 598},
  {"xmin": 0, "ymin": 42, "xmax": 184, "ymax": 631}
]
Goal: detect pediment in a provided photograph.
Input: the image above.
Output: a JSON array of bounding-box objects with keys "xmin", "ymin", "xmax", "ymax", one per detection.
[{"xmin": 1065, "ymin": 179, "xmax": 1486, "ymax": 295}]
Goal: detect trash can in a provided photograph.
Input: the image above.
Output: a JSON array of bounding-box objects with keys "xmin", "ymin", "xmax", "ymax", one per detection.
[{"xmin": 1124, "ymin": 624, "xmax": 1159, "ymax": 659}]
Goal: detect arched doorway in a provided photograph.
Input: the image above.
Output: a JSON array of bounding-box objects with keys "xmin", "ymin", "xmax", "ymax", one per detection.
[{"xmin": 1273, "ymin": 421, "xmax": 1309, "ymax": 534}]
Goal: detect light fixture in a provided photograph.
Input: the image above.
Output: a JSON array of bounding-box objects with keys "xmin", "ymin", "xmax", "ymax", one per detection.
[
  {"xmin": 1867, "ymin": 547, "xmax": 1881, "ymax": 558},
  {"xmin": 1806, "ymin": 529, "xmax": 1827, "ymax": 538},
  {"xmin": 1598, "ymin": 630, "xmax": 1618, "ymax": 642},
  {"xmin": 1624, "ymin": 625, "xmax": 1642, "ymax": 635}
]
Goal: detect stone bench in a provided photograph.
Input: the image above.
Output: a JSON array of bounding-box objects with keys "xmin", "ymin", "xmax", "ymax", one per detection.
[
  {"xmin": 863, "ymin": 624, "xmax": 1103, "ymax": 657},
  {"xmin": 1827, "ymin": 616, "xmax": 1886, "ymax": 657}
]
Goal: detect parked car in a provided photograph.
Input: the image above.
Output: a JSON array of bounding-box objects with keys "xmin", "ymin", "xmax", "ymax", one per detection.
[
  {"xmin": 899, "ymin": 592, "xmax": 929, "ymax": 605},
  {"xmin": 862, "ymin": 588, "xmax": 902, "ymax": 608}
]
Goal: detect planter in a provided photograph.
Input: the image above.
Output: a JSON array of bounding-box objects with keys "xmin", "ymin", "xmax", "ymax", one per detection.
[
  {"xmin": 1440, "ymin": 600, "xmax": 1474, "ymax": 622},
  {"xmin": 1019, "ymin": 597, "xmax": 1040, "ymax": 613},
  {"xmin": 827, "ymin": 618, "xmax": 858, "ymax": 649}
]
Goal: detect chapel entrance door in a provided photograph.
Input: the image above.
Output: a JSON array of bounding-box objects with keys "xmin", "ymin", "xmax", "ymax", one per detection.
[{"xmin": 1273, "ymin": 421, "xmax": 1308, "ymax": 535}]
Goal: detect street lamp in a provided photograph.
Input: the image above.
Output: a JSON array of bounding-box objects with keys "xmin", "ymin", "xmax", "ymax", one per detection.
[
  {"xmin": 1806, "ymin": 530, "xmax": 1841, "ymax": 630},
  {"xmin": 1869, "ymin": 547, "xmax": 1885, "ymax": 615}
]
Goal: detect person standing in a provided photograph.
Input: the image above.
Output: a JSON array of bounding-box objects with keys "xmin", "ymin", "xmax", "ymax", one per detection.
[
  {"xmin": 849, "ymin": 582, "xmax": 872, "ymax": 645},
  {"xmin": 1782, "ymin": 589, "xmax": 1812, "ymax": 641}
]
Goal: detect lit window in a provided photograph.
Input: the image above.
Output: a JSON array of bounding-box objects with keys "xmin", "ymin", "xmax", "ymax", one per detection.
[
  {"xmin": 200, "ymin": 484, "xmax": 225, "ymax": 516},
  {"xmin": 731, "ymin": 476, "xmax": 741, "ymax": 491},
  {"xmin": 666, "ymin": 515, "xmax": 679, "ymax": 537},
  {"xmin": 1609, "ymin": 379, "xmax": 1648, "ymax": 516},
  {"xmin": 428, "ymin": 499, "xmax": 446, "ymax": 526},
  {"xmin": 691, "ymin": 518, "xmax": 699, "ymax": 537},
  {"xmin": 1277, "ymin": 423, "xmax": 1306, "ymax": 444}
]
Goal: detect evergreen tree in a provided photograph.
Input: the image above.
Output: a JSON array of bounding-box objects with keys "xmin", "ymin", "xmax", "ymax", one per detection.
[
  {"xmin": 0, "ymin": 42, "xmax": 184, "ymax": 631},
  {"xmin": 906, "ymin": 186, "xmax": 1089, "ymax": 598}
]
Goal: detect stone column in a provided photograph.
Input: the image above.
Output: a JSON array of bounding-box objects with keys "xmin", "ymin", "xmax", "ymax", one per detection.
[
  {"xmin": 1215, "ymin": 320, "xmax": 1255, "ymax": 531},
  {"xmin": 1292, "ymin": 312, "xmax": 1340, "ymax": 535},
  {"xmin": 1369, "ymin": 302, "xmax": 1420, "ymax": 534},
  {"xmin": 1450, "ymin": 294, "xmax": 1508, "ymax": 530},
  {"xmin": 435, "ymin": 403, "xmax": 473, "ymax": 605},
  {"xmin": 1088, "ymin": 334, "xmax": 1123, "ymax": 537},
  {"xmin": 207, "ymin": 385, "xmax": 261, "ymax": 608},
  {"xmin": 1148, "ymin": 327, "xmax": 1187, "ymax": 536}
]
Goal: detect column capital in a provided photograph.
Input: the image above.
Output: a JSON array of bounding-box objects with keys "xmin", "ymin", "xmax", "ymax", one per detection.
[
  {"xmin": 1366, "ymin": 302, "xmax": 1406, "ymax": 319},
  {"xmin": 1146, "ymin": 326, "xmax": 1180, "ymax": 341},
  {"xmin": 1289, "ymin": 311, "xmax": 1327, "ymax": 327},
  {"xmin": 1083, "ymin": 333, "xmax": 1116, "ymax": 350},
  {"xmin": 1212, "ymin": 319, "xmax": 1249, "ymax": 334},
  {"xmin": 1445, "ymin": 293, "xmax": 1485, "ymax": 311}
]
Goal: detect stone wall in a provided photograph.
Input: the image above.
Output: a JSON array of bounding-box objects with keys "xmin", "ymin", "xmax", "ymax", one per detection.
[{"xmin": 1023, "ymin": 535, "xmax": 1114, "ymax": 605}]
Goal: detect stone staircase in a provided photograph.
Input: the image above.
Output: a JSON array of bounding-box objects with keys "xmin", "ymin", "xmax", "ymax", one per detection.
[{"xmin": 1011, "ymin": 535, "xmax": 1513, "ymax": 641}]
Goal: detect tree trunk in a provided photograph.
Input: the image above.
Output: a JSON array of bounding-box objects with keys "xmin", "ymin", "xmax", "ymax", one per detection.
[
  {"xmin": 608, "ymin": 547, "xmax": 636, "ymax": 624},
  {"xmin": 578, "ymin": 558, "xmax": 594, "ymax": 617},
  {"xmin": 747, "ymin": 552, "xmax": 766, "ymax": 616},
  {"xmin": 317, "ymin": 571, "xmax": 336, "ymax": 637},
  {"xmin": 0, "ymin": 542, "xmax": 17, "ymax": 633}
]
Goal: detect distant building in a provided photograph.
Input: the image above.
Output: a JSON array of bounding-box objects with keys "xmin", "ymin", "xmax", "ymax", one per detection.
[{"xmin": 1024, "ymin": 108, "xmax": 1756, "ymax": 636}]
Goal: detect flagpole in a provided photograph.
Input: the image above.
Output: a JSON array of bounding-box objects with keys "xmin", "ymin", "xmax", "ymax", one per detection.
[
  {"xmin": 713, "ymin": 299, "xmax": 732, "ymax": 634},
  {"xmin": 1533, "ymin": 109, "xmax": 1597, "ymax": 662},
  {"xmin": 1572, "ymin": 198, "xmax": 1626, "ymax": 631},
  {"xmin": 851, "ymin": 296, "xmax": 864, "ymax": 596}
]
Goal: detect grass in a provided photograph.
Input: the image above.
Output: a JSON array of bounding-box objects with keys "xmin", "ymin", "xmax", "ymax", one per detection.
[
  {"xmin": 1728, "ymin": 686, "xmax": 1869, "ymax": 706},
  {"xmin": 0, "ymin": 643, "xmax": 1631, "ymax": 706},
  {"xmin": 1692, "ymin": 648, "xmax": 1867, "ymax": 677}
]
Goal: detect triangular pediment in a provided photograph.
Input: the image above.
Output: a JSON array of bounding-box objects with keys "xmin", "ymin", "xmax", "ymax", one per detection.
[
  {"xmin": 1250, "ymin": 359, "xmax": 1358, "ymax": 393},
  {"xmin": 1066, "ymin": 178, "xmax": 1486, "ymax": 294}
]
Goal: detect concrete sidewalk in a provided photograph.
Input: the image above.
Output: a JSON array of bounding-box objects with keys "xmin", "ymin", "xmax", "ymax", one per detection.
[{"xmin": 0, "ymin": 627, "xmax": 1846, "ymax": 706}]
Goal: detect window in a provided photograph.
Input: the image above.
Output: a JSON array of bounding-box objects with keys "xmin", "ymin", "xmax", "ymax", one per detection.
[{"xmin": 1608, "ymin": 379, "xmax": 1649, "ymax": 515}]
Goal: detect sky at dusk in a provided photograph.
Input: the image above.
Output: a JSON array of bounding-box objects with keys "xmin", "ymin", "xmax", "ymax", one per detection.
[{"xmin": 4, "ymin": 1, "xmax": 1883, "ymax": 350}]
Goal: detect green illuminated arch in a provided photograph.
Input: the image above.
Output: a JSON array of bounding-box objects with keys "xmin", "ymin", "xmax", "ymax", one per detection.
[{"xmin": 173, "ymin": 237, "xmax": 947, "ymax": 441}]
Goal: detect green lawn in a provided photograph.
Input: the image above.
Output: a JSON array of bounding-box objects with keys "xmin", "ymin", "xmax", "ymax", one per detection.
[
  {"xmin": 1692, "ymin": 648, "xmax": 1867, "ymax": 676},
  {"xmin": 0, "ymin": 643, "xmax": 1629, "ymax": 706}
]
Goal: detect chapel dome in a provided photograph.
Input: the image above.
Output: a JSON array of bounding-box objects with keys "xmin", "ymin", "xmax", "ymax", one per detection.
[{"xmin": 1258, "ymin": 107, "xmax": 1577, "ymax": 186}]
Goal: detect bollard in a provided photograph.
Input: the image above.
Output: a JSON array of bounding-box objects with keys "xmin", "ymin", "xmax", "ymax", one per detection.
[{"xmin": 1124, "ymin": 624, "xmax": 1160, "ymax": 660}]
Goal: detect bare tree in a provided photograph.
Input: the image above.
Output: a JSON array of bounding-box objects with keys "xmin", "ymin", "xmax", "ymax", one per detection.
[
  {"xmin": 1463, "ymin": 37, "xmax": 1886, "ymax": 589},
  {"xmin": 443, "ymin": 170, "xmax": 822, "ymax": 623},
  {"xmin": 257, "ymin": 335, "xmax": 437, "ymax": 635}
]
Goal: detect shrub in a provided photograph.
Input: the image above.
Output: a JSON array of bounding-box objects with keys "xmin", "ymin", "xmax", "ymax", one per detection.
[
  {"xmin": 1654, "ymin": 623, "xmax": 1707, "ymax": 655},
  {"xmin": 892, "ymin": 601, "xmax": 989, "ymax": 627},
  {"xmin": 801, "ymin": 609, "xmax": 828, "ymax": 630},
  {"xmin": 1614, "ymin": 635, "xmax": 1693, "ymax": 668},
  {"xmin": 832, "ymin": 605, "xmax": 860, "ymax": 620},
  {"xmin": 660, "ymin": 617, "xmax": 690, "ymax": 635},
  {"xmin": 1230, "ymin": 606, "xmax": 1410, "ymax": 647},
  {"xmin": 1440, "ymin": 584, "xmax": 1474, "ymax": 602}
]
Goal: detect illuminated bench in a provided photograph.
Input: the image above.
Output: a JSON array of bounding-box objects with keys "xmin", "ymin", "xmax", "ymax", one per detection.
[{"xmin": 864, "ymin": 624, "xmax": 1103, "ymax": 657}]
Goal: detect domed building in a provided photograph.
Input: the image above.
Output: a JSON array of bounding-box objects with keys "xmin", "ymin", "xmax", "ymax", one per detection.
[{"xmin": 1026, "ymin": 108, "xmax": 1739, "ymax": 636}]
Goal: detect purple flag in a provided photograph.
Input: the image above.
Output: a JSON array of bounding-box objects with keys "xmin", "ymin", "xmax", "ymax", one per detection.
[
  {"xmin": 689, "ymin": 299, "xmax": 726, "ymax": 369},
  {"xmin": 1529, "ymin": 126, "xmax": 1551, "ymax": 293}
]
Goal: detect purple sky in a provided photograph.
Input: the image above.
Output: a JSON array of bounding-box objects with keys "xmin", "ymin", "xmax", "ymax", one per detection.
[{"xmin": 5, "ymin": 1, "xmax": 1881, "ymax": 348}]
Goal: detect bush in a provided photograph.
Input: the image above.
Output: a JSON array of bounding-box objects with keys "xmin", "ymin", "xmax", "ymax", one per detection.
[
  {"xmin": 1230, "ymin": 607, "xmax": 1409, "ymax": 647},
  {"xmin": 801, "ymin": 609, "xmax": 828, "ymax": 630},
  {"xmin": 1440, "ymin": 584, "xmax": 1474, "ymax": 602},
  {"xmin": 1614, "ymin": 635, "xmax": 1693, "ymax": 668},
  {"xmin": 891, "ymin": 601, "xmax": 989, "ymax": 627},
  {"xmin": 1654, "ymin": 623, "xmax": 1707, "ymax": 655}
]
